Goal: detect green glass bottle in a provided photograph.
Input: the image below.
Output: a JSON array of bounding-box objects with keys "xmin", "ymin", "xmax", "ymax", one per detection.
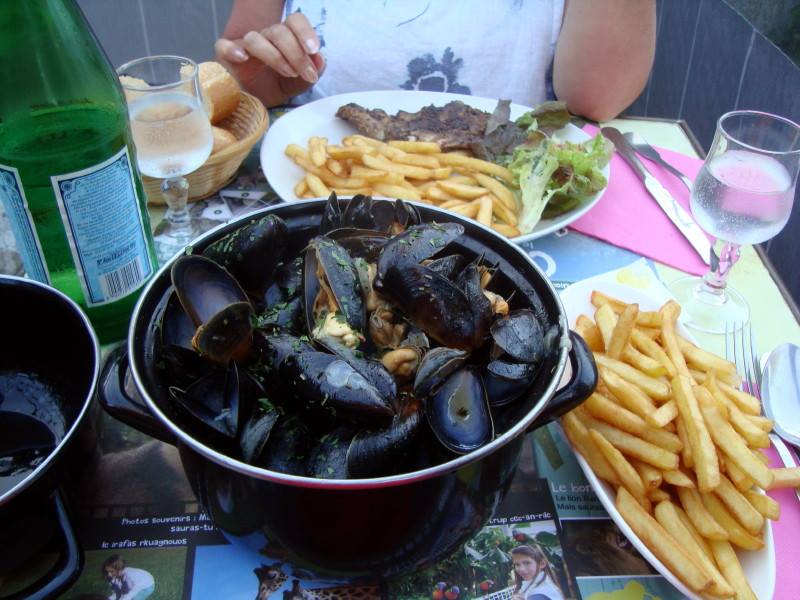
[{"xmin": 0, "ymin": 0, "xmax": 157, "ymax": 343}]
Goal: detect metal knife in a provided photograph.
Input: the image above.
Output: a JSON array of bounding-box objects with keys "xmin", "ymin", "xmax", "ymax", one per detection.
[{"xmin": 601, "ymin": 127, "xmax": 712, "ymax": 265}]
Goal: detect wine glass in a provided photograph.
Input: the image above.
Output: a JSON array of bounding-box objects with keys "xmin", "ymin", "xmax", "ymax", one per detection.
[
  {"xmin": 117, "ymin": 55, "xmax": 214, "ymax": 265},
  {"xmin": 669, "ymin": 110, "xmax": 800, "ymax": 333}
]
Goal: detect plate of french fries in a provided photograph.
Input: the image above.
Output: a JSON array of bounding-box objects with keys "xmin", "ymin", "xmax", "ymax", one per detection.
[
  {"xmin": 560, "ymin": 279, "xmax": 782, "ymax": 600},
  {"xmin": 259, "ymin": 90, "xmax": 609, "ymax": 243}
]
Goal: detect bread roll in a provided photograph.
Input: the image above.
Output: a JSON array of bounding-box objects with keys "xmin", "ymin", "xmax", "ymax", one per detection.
[
  {"xmin": 195, "ymin": 62, "xmax": 240, "ymax": 124},
  {"xmin": 211, "ymin": 126, "xmax": 238, "ymax": 154}
]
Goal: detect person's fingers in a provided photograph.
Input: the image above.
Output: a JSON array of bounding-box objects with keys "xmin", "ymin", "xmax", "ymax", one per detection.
[
  {"xmin": 311, "ymin": 52, "xmax": 325, "ymax": 75},
  {"xmin": 285, "ymin": 11, "xmax": 320, "ymax": 55},
  {"xmin": 242, "ymin": 30, "xmax": 298, "ymax": 79},
  {"xmin": 214, "ymin": 37, "xmax": 249, "ymax": 64},
  {"xmin": 262, "ymin": 24, "xmax": 318, "ymax": 83}
]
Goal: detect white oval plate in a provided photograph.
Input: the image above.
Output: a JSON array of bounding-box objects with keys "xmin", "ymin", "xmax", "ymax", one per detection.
[
  {"xmin": 559, "ymin": 279, "xmax": 775, "ymax": 600},
  {"xmin": 259, "ymin": 90, "xmax": 609, "ymax": 244}
]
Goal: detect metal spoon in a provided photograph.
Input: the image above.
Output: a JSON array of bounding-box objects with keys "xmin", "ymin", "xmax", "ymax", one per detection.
[
  {"xmin": 762, "ymin": 343, "xmax": 800, "ymax": 449},
  {"xmin": 623, "ymin": 132, "xmax": 694, "ymax": 191}
]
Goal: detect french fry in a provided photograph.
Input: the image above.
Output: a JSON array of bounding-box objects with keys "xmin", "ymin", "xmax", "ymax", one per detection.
[
  {"xmin": 676, "ymin": 487, "xmax": 729, "ymax": 540},
  {"xmin": 673, "ymin": 503, "xmax": 714, "ymax": 560},
  {"xmin": 590, "ymin": 291, "xmax": 662, "ymax": 327},
  {"xmin": 325, "ymin": 158, "xmax": 344, "ymax": 176},
  {"xmin": 660, "ymin": 301, "xmax": 690, "ymax": 377},
  {"xmin": 562, "ymin": 411, "xmax": 621, "ymax": 485},
  {"xmin": 616, "ymin": 488, "xmax": 712, "ymax": 593},
  {"xmin": 473, "ymin": 172, "xmax": 517, "ymax": 211},
  {"xmin": 709, "ymin": 540, "xmax": 758, "ymax": 600},
  {"xmin": 308, "ymin": 136, "xmax": 327, "ymax": 167},
  {"xmin": 649, "ymin": 400, "xmax": 678, "ymax": 428},
  {"xmin": 476, "ymin": 195, "xmax": 493, "ymax": 227},
  {"xmin": 631, "ymin": 459, "xmax": 663, "ymax": 490},
  {"xmin": 728, "ymin": 404, "xmax": 770, "ymax": 448},
  {"xmin": 372, "ymin": 182, "xmax": 422, "ymax": 201},
  {"xmin": 490, "ymin": 223, "xmax": 521, "ymax": 238},
  {"xmin": 653, "ymin": 500, "xmax": 734, "ymax": 599},
  {"xmin": 743, "ymin": 489, "xmax": 780, "ymax": 520},
  {"xmin": 607, "ymin": 303, "xmax": 638, "ymax": 360},
  {"xmin": 590, "ymin": 430, "xmax": 651, "ymax": 510},
  {"xmin": 699, "ymin": 400, "xmax": 774, "ymax": 489},
  {"xmin": 490, "ymin": 195, "xmax": 519, "ymax": 226},
  {"xmin": 719, "ymin": 381, "xmax": 762, "ymax": 416},
  {"xmin": 700, "ymin": 492, "xmax": 764, "ymax": 550},
  {"xmin": 677, "ymin": 336, "xmax": 737, "ymax": 376},
  {"xmin": 592, "ymin": 303, "xmax": 616, "ymax": 348},
  {"xmin": 598, "ymin": 366, "xmax": 657, "ymax": 422},
  {"xmin": 434, "ymin": 152, "xmax": 514, "ymax": 182},
  {"xmin": 630, "ymin": 328, "xmax": 677, "ymax": 378},
  {"xmin": 448, "ymin": 199, "xmax": 481, "ymax": 219},
  {"xmin": 648, "ymin": 488, "xmax": 671, "ymax": 503},
  {"xmin": 673, "ymin": 376, "xmax": 719, "ymax": 491},
  {"xmin": 676, "ymin": 416, "xmax": 694, "ymax": 469},
  {"xmin": 395, "ymin": 152, "xmax": 441, "ymax": 169},
  {"xmin": 437, "ymin": 180, "xmax": 491, "ymax": 199},
  {"xmin": 574, "ymin": 410, "xmax": 679, "ymax": 470},
  {"xmin": 623, "ymin": 344, "xmax": 668, "ymax": 377},
  {"xmin": 594, "ymin": 353, "xmax": 671, "ymax": 402},
  {"xmin": 305, "ymin": 172, "xmax": 330, "ymax": 197},
  {"xmin": 284, "ymin": 143, "xmax": 309, "ymax": 160},
  {"xmin": 293, "ymin": 179, "xmax": 308, "ymax": 197},
  {"xmin": 575, "ymin": 315, "xmax": 604, "ymax": 352},
  {"xmin": 426, "ymin": 186, "xmax": 463, "ymax": 204},
  {"xmin": 765, "ymin": 466, "xmax": 800, "ymax": 490},
  {"xmin": 583, "ymin": 393, "xmax": 682, "ymax": 453},
  {"xmin": 722, "ymin": 454, "xmax": 757, "ymax": 492},
  {"xmin": 362, "ymin": 154, "xmax": 435, "ymax": 180},
  {"xmin": 387, "ymin": 140, "xmax": 441, "ymax": 153},
  {"xmin": 663, "ymin": 469, "xmax": 695, "ymax": 487},
  {"xmin": 326, "ymin": 144, "xmax": 377, "ymax": 159},
  {"xmin": 714, "ymin": 474, "xmax": 765, "ymax": 535}
]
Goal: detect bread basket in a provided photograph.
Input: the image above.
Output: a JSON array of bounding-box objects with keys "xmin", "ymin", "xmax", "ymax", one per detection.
[{"xmin": 142, "ymin": 91, "xmax": 269, "ymax": 204}]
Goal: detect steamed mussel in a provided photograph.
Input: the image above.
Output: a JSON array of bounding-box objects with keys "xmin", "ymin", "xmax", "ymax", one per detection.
[{"xmin": 155, "ymin": 194, "xmax": 555, "ymax": 479}]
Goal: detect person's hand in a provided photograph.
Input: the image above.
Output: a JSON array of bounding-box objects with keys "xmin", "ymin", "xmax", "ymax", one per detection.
[{"xmin": 214, "ymin": 12, "xmax": 325, "ymax": 102}]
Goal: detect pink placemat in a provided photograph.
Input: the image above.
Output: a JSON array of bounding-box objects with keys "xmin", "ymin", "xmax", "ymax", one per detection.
[
  {"xmin": 568, "ymin": 125, "xmax": 712, "ymax": 276},
  {"xmin": 766, "ymin": 446, "xmax": 799, "ymax": 599}
]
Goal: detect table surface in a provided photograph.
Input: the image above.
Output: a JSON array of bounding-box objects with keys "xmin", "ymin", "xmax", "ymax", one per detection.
[{"xmin": 4, "ymin": 114, "xmax": 798, "ymax": 600}]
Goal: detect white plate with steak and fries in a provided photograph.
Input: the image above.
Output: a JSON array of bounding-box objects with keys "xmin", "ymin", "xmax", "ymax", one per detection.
[
  {"xmin": 260, "ymin": 90, "xmax": 611, "ymax": 244},
  {"xmin": 559, "ymin": 279, "xmax": 776, "ymax": 600}
]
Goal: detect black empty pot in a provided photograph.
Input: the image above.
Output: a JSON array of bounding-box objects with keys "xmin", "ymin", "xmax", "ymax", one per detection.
[
  {"xmin": 99, "ymin": 199, "xmax": 596, "ymax": 579},
  {"xmin": 0, "ymin": 275, "xmax": 100, "ymax": 599}
]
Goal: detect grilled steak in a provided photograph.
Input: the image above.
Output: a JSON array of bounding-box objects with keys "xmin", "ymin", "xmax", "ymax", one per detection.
[{"xmin": 336, "ymin": 101, "xmax": 490, "ymax": 151}]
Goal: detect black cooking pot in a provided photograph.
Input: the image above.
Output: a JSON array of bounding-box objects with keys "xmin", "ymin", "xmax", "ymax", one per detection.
[
  {"xmin": 0, "ymin": 276, "xmax": 100, "ymax": 600},
  {"xmin": 99, "ymin": 199, "xmax": 596, "ymax": 579}
]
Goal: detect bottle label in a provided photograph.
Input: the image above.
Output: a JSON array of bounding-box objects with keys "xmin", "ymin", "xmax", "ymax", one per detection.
[
  {"xmin": 52, "ymin": 146, "xmax": 154, "ymax": 306},
  {"xmin": 0, "ymin": 164, "xmax": 50, "ymax": 282}
]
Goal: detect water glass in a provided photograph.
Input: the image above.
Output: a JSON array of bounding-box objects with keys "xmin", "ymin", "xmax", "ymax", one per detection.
[
  {"xmin": 117, "ymin": 55, "xmax": 214, "ymax": 265},
  {"xmin": 670, "ymin": 110, "xmax": 800, "ymax": 333}
]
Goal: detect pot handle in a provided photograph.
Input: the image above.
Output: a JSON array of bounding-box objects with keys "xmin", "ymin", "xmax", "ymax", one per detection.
[
  {"xmin": 526, "ymin": 331, "xmax": 597, "ymax": 432},
  {"xmin": 5, "ymin": 490, "xmax": 82, "ymax": 600},
  {"xmin": 98, "ymin": 344, "xmax": 176, "ymax": 445}
]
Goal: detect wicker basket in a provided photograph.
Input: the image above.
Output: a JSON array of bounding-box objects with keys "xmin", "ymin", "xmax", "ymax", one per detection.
[{"xmin": 142, "ymin": 91, "xmax": 269, "ymax": 205}]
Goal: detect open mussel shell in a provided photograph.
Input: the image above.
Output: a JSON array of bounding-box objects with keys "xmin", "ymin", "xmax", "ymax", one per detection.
[
  {"xmin": 414, "ymin": 347, "xmax": 469, "ymax": 399},
  {"xmin": 304, "ymin": 236, "xmax": 366, "ymax": 334},
  {"xmin": 193, "ymin": 301, "xmax": 255, "ymax": 365},
  {"xmin": 483, "ymin": 359, "xmax": 537, "ymax": 407},
  {"xmin": 489, "ymin": 309, "xmax": 544, "ymax": 364},
  {"xmin": 202, "ymin": 213, "xmax": 289, "ymax": 292},
  {"xmin": 171, "ymin": 254, "xmax": 250, "ymax": 327},
  {"xmin": 426, "ymin": 368, "xmax": 493, "ymax": 455}
]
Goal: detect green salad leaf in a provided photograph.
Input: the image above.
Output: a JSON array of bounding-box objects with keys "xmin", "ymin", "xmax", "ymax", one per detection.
[{"xmin": 506, "ymin": 109, "xmax": 614, "ymax": 233}]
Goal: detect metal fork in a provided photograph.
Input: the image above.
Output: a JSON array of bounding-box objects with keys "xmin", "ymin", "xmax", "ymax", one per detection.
[{"xmin": 726, "ymin": 321, "xmax": 800, "ymax": 501}]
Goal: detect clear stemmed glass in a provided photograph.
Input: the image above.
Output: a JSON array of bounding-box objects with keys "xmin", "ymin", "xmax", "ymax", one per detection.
[
  {"xmin": 669, "ymin": 110, "xmax": 800, "ymax": 333},
  {"xmin": 117, "ymin": 56, "xmax": 214, "ymax": 265}
]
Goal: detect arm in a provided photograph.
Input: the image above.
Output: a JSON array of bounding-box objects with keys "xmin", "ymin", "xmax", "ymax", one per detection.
[
  {"xmin": 553, "ymin": 0, "xmax": 656, "ymax": 122},
  {"xmin": 215, "ymin": 0, "xmax": 324, "ymax": 107}
]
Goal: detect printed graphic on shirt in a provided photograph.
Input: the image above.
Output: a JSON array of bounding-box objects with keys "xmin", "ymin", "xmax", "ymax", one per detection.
[{"xmin": 401, "ymin": 47, "xmax": 471, "ymax": 94}]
